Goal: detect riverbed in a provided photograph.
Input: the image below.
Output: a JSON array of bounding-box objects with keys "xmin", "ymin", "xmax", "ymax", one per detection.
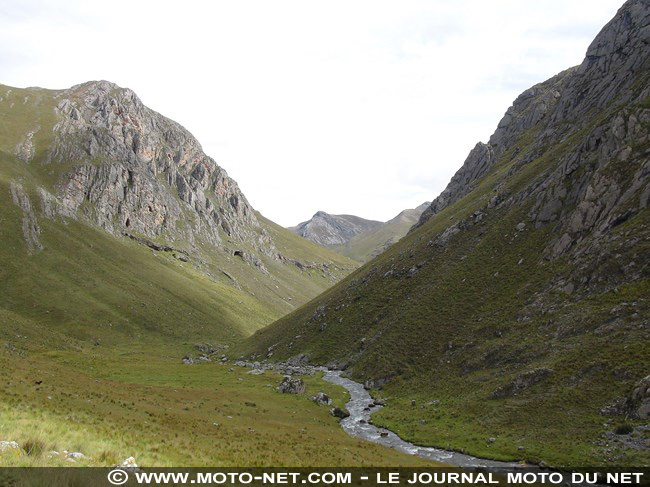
[{"xmin": 323, "ymin": 370, "xmax": 518, "ymax": 467}]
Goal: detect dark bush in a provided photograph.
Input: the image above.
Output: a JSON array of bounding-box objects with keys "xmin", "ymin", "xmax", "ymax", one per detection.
[{"xmin": 614, "ymin": 423, "xmax": 634, "ymax": 435}]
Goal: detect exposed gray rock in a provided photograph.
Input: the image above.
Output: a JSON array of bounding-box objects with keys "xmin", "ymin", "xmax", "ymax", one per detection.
[
  {"xmin": 286, "ymin": 353, "xmax": 309, "ymax": 366},
  {"xmin": 311, "ymin": 305, "xmax": 327, "ymax": 322},
  {"xmin": 0, "ymin": 441, "xmax": 21, "ymax": 454},
  {"xmin": 312, "ymin": 392, "xmax": 331, "ymax": 405},
  {"xmin": 415, "ymin": 143, "xmax": 495, "ymax": 228},
  {"xmin": 363, "ymin": 377, "xmax": 392, "ymax": 390},
  {"xmin": 43, "ymin": 80, "xmax": 275, "ymax": 265},
  {"xmin": 277, "ymin": 376, "xmax": 305, "ymax": 394},
  {"xmin": 120, "ymin": 456, "xmax": 139, "ymax": 469},
  {"xmin": 407, "ymin": 266, "xmax": 419, "ymax": 277},
  {"xmin": 10, "ymin": 182, "xmax": 43, "ymax": 254},
  {"xmin": 66, "ymin": 452, "xmax": 85, "ymax": 460},
  {"xmin": 14, "ymin": 127, "xmax": 38, "ymax": 162},
  {"xmin": 416, "ymin": 0, "xmax": 650, "ymax": 248},
  {"xmin": 290, "ymin": 211, "xmax": 383, "ymax": 247},
  {"xmin": 290, "ymin": 203, "xmax": 430, "ymax": 261}
]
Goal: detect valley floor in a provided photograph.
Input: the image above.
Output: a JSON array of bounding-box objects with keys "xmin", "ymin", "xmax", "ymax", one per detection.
[{"xmin": 0, "ymin": 344, "xmax": 433, "ymax": 467}]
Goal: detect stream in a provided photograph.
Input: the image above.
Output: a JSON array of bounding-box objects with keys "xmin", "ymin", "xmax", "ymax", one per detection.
[{"xmin": 323, "ymin": 370, "xmax": 519, "ymax": 468}]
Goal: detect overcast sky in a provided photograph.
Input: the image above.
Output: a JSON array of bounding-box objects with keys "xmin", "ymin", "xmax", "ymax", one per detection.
[{"xmin": 1, "ymin": 0, "xmax": 623, "ymax": 226}]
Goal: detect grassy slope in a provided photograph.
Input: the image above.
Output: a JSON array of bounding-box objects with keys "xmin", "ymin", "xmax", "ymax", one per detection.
[
  {"xmin": 0, "ymin": 82, "xmax": 356, "ymax": 342},
  {"xmin": 1, "ymin": 84, "xmax": 422, "ymax": 467},
  {"xmin": 239, "ymin": 100, "xmax": 650, "ymax": 467},
  {"xmin": 0, "ymin": 337, "xmax": 433, "ymax": 467},
  {"xmin": 334, "ymin": 211, "xmax": 422, "ymax": 262}
]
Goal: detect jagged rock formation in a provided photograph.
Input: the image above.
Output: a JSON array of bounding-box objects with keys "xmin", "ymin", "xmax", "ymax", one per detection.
[
  {"xmin": 291, "ymin": 212, "xmax": 383, "ymax": 247},
  {"xmin": 41, "ymin": 81, "xmax": 272, "ymax": 254},
  {"xmin": 291, "ymin": 202, "xmax": 430, "ymax": 261},
  {"xmin": 416, "ymin": 0, "xmax": 650, "ymax": 255}
]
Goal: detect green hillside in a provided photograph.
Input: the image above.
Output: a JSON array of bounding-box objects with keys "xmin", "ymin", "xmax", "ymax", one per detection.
[
  {"xmin": 333, "ymin": 204, "xmax": 429, "ymax": 262},
  {"xmin": 0, "ymin": 82, "xmax": 356, "ymax": 344},
  {"xmin": 240, "ymin": 0, "xmax": 650, "ymax": 468},
  {"xmin": 0, "ymin": 82, "xmax": 406, "ymax": 468}
]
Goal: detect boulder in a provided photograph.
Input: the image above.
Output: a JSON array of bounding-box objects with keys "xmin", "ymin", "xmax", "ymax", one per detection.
[
  {"xmin": 363, "ymin": 376, "xmax": 391, "ymax": 390},
  {"xmin": 278, "ymin": 376, "xmax": 305, "ymax": 394},
  {"xmin": 0, "ymin": 441, "xmax": 22, "ymax": 456},
  {"xmin": 330, "ymin": 407, "xmax": 350, "ymax": 419},
  {"xmin": 194, "ymin": 343, "xmax": 217, "ymax": 355},
  {"xmin": 600, "ymin": 375, "xmax": 650, "ymax": 419},
  {"xmin": 312, "ymin": 392, "xmax": 331, "ymax": 406},
  {"xmin": 66, "ymin": 452, "xmax": 85, "ymax": 460},
  {"xmin": 286, "ymin": 354, "xmax": 309, "ymax": 366}
]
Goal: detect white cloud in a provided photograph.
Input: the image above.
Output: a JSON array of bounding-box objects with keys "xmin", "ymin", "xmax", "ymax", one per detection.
[{"xmin": 0, "ymin": 0, "xmax": 623, "ymax": 225}]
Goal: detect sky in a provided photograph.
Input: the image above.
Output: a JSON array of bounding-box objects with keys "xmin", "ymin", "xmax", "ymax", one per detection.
[{"xmin": 0, "ymin": 0, "xmax": 624, "ymax": 226}]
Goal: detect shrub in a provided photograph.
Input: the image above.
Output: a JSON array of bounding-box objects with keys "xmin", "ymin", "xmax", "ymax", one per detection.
[
  {"xmin": 22, "ymin": 437, "xmax": 46, "ymax": 457},
  {"xmin": 614, "ymin": 423, "xmax": 634, "ymax": 435}
]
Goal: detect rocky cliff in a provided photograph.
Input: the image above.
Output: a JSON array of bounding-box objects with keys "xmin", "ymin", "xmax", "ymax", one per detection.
[
  {"xmin": 1, "ymin": 80, "xmax": 356, "ymax": 341},
  {"xmin": 33, "ymin": 81, "xmax": 272, "ymax": 254},
  {"xmin": 416, "ymin": 0, "xmax": 650, "ymax": 255}
]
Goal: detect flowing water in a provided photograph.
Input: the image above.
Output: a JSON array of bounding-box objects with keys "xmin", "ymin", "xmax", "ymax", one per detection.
[{"xmin": 323, "ymin": 370, "xmax": 518, "ymax": 467}]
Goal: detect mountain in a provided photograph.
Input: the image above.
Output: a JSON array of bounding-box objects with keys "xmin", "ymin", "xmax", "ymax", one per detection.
[
  {"xmin": 290, "ymin": 211, "xmax": 383, "ymax": 247},
  {"xmin": 241, "ymin": 0, "xmax": 650, "ymax": 468},
  {"xmin": 290, "ymin": 202, "xmax": 430, "ymax": 262},
  {"xmin": 0, "ymin": 81, "xmax": 435, "ymax": 468},
  {"xmin": 0, "ymin": 80, "xmax": 356, "ymax": 348}
]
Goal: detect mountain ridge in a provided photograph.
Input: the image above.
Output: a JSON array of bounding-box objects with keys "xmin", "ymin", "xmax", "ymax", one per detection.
[
  {"xmin": 290, "ymin": 202, "xmax": 430, "ymax": 261},
  {"xmin": 240, "ymin": 0, "xmax": 650, "ymax": 467},
  {"xmin": 0, "ymin": 79, "xmax": 356, "ymax": 346}
]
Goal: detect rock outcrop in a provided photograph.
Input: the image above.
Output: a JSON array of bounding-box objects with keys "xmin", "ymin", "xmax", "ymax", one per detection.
[
  {"xmin": 277, "ymin": 376, "xmax": 305, "ymax": 394},
  {"xmin": 416, "ymin": 0, "xmax": 650, "ymax": 250},
  {"xmin": 10, "ymin": 182, "xmax": 43, "ymax": 254},
  {"xmin": 291, "ymin": 212, "xmax": 383, "ymax": 247},
  {"xmin": 291, "ymin": 202, "xmax": 430, "ymax": 261},
  {"xmin": 312, "ymin": 392, "xmax": 331, "ymax": 405},
  {"xmin": 36, "ymin": 80, "xmax": 274, "ymax": 259}
]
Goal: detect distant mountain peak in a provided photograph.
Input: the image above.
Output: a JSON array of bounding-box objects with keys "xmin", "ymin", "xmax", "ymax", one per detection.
[{"xmin": 291, "ymin": 202, "xmax": 430, "ymax": 260}]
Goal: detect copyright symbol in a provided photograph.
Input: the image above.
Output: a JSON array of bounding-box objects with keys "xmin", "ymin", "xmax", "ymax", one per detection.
[{"xmin": 108, "ymin": 469, "xmax": 129, "ymax": 485}]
